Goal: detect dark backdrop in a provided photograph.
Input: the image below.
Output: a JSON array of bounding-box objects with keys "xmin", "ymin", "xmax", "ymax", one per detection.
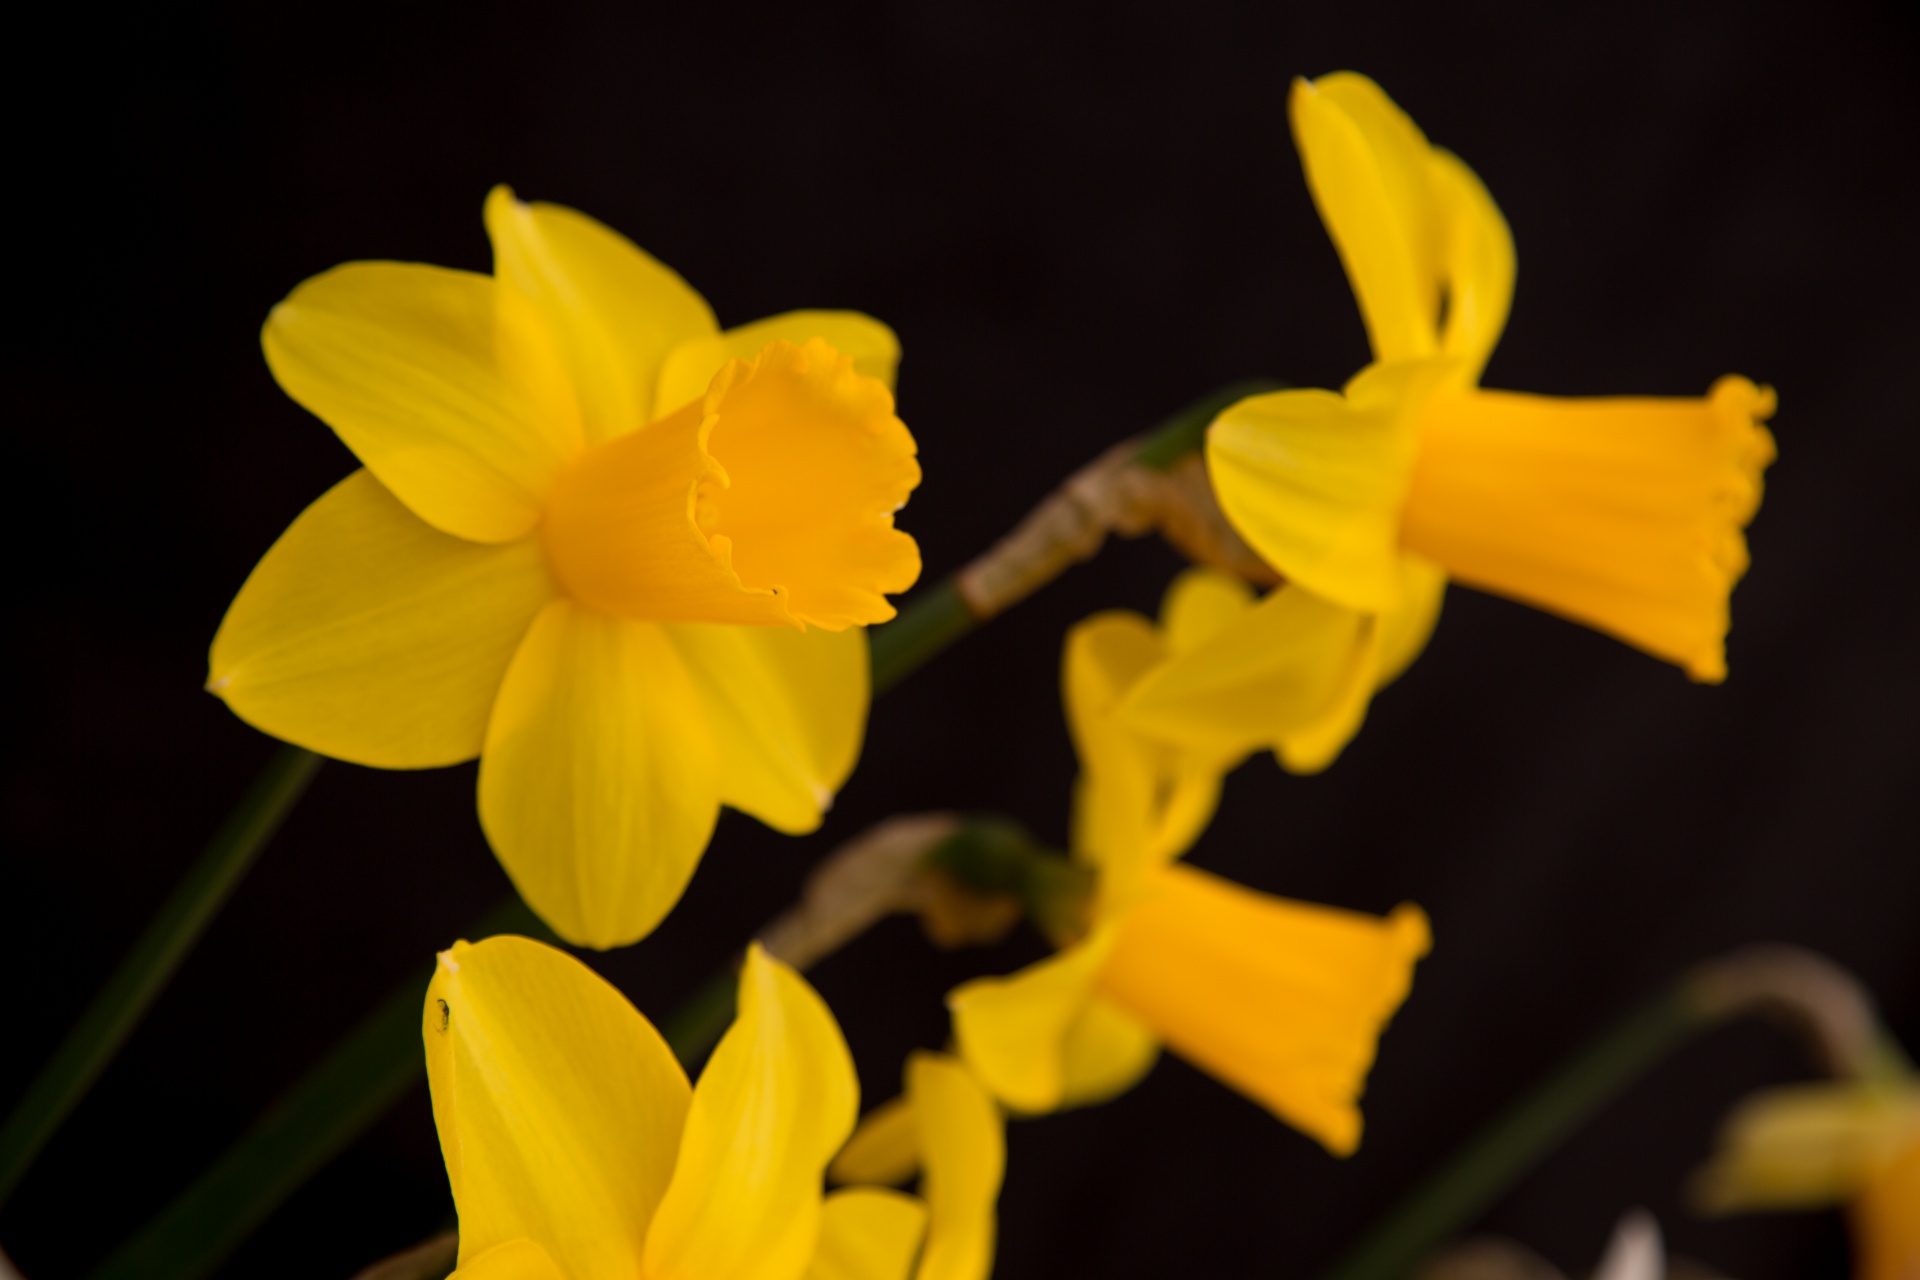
[{"xmin": 5, "ymin": 3, "xmax": 1917, "ymax": 1277}]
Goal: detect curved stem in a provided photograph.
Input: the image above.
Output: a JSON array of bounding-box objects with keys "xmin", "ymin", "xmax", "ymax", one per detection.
[
  {"xmin": 0, "ymin": 744, "xmax": 322, "ymax": 1209},
  {"xmin": 870, "ymin": 578, "xmax": 974, "ymax": 695},
  {"xmin": 1130, "ymin": 378, "xmax": 1282, "ymax": 470},
  {"xmin": 1315, "ymin": 988, "xmax": 1707, "ymax": 1280},
  {"xmin": 865, "ymin": 379, "xmax": 1284, "ymax": 688}
]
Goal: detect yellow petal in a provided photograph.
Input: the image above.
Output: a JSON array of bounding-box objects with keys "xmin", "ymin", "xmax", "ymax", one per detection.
[
  {"xmin": 805, "ymin": 1189, "xmax": 927, "ymax": 1280},
  {"xmin": 1427, "ymin": 147, "xmax": 1514, "ymax": 383},
  {"xmin": 485, "ymin": 187, "xmax": 718, "ymax": 446},
  {"xmin": 1374, "ymin": 553, "xmax": 1447, "ymax": 689},
  {"xmin": 1695, "ymin": 1082, "xmax": 1920, "ymax": 1212},
  {"xmin": 1401, "ymin": 377, "xmax": 1777, "ymax": 682},
  {"xmin": 262, "ymin": 261, "xmax": 581, "ymax": 543},
  {"xmin": 664, "ymin": 622, "xmax": 868, "ymax": 835},
  {"xmin": 1148, "ymin": 755, "xmax": 1226, "ymax": 873},
  {"xmin": 1290, "ymin": 74, "xmax": 1441, "ymax": 364},
  {"xmin": 1856, "ymin": 1135, "xmax": 1920, "ymax": 1280},
  {"xmin": 1159, "ymin": 568, "xmax": 1256, "ymax": 655},
  {"xmin": 908, "ymin": 1054, "xmax": 1004, "ymax": 1280},
  {"xmin": 830, "ymin": 1096, "xmax": 921, "ymax": 1187},
  {"xmin": 1118, "ymin": 583, "xmax": 1373, "ymax": 773},
  {"xmin": 1097, "ymin": 865, "xmax": 1431, "ymax": 1155},
  {"xmin": 1063, "ymin": 611, "xmax": 1169, "ymax": 894},
  {"xmin": 478, "ymin": 602, "xmax": 719, "ymax": 949},
  {"xmin": 450, "ymin": 1239, "xmax": 570, "ymax": 1280},
  {"xmin": 1290, "ymin": 74, "xmax": 1514, "ymax": 380},
  {"xmin": 1064, "ymin": 589, "xmax": 1240, "ymax": 885},
  {"xmin": 656, "ymin": 311, "xmax": 903, "ymax": 419},
  {"xmin": 209, "ymin": 471, "xmax": 554, "ymax": 769},
  {"xmin": 423, "ymin": 936, "xmax": 691, "ymax": 1280},
  {"xmin": 1057, "ymin": 994, "xmax": 1160, "ymax": 1110},
  {"xmin": 947, "ymin": 932, "xmax": 1115, "ymax": 1114},
  {"xmin": 542, "ymin": 339, "xmax": 922, "ymax": 630},
  {"xmin": 1207, "ymin": 362, "xmax": 1445, "ymax": 613},
  {"xmin": 646, "ymin": 945, "xmax": 859, "ymax": 1280},
  {"xmin": 1253, "ymin": 554, "xmax": 1449, "ymax": 777}
]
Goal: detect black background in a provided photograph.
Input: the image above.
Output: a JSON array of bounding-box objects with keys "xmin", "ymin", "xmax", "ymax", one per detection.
[{"xmin": 4, "ymin": 3, "xmax": 1918, "ymax": 1277}]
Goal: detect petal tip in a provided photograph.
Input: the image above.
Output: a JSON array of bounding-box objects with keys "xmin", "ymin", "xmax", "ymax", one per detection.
[
  {"xmin": 1388, "ymin": 902, "xmax": 1433, "ymax": 959},
  {"xmin": 1323, "ymin": 1115, "xmax": 1363, "ymax": 1158}
]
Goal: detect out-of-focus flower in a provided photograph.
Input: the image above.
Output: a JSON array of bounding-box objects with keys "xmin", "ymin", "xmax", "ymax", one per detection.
[
  {"xmin": 1696, "ymin": 1080, "xmax": 1920, "ymax": 1280},
  {"xmin": 210, "ymin": 188, "xmax": 920, "ymax": 948},
  {"xmin": 817, "ymin": 1053, "xmax": 1005, "ymax": 1280},
  {"xmin": 1128, "ymin": 73, "xmax": 1775, "ymax": 774},
  {"xmin": 426, "ymin": 938, "xmax": 994, "ymax": 1280},
  {"xmin": 945, "ymin": 573, "xmax": 1429, "ymax": 1154},
  {"xmin": 1419, "ymin": 1210, "xmax": 1667, "ymax": 1280},
  {"xmin": 1591, "ymin": 1211, "xmax": 1666, "ymax": 1280}
]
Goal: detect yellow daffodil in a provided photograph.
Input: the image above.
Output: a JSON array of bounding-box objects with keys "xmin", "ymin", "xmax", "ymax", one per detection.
[
  {"xmin": 1696, "ymin": 1081, "xmax": 1920, "ymax": 1280},
  {"xmin": 945, "ymin": 572, "xmax": 1430, "ymax": 1154},
  {"xmin": 210, "ymin": 188, "xmax": 921, "ymax": 948},
  {"xmin": 425, "ymin": 937, "xmax": 999, "ymax": 1280},
  {"xmin": 1127, "ymin": 72, "xmax": 1775, "ymax": 774}
]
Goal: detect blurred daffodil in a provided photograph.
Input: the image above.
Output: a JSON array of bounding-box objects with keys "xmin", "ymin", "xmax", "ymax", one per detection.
[
  {"xmin": 1696, "ymin": 1080, "xmax": 1920, "ymax": 1280},
  {"xmin": 946, "ymin": 572, "xmax": 1430, "ymax": 1154},
  {"xmin": 210, "ymin": 188, "xmax": 920, "ymax": 948},
  {"xmin": 1132, "ymin": 72, "xmax": 1775, "ymax": 774},
  {"xmin": 427, "ymin": 937, "xmax": 997, "ymax": 1280}
]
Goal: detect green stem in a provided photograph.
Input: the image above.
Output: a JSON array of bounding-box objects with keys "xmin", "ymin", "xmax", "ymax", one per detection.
[
  {"xmin": 870, "ymin": 577, "xmax": 975, "ymax": 695},
  {"xmin": 1315, "ymin": 988, "xmax": 1707, "ymax": 1280},
  {"xmin": 1130, "ymin": 378, "xmax": 1285, "ymax": 470},
  {"xmin": 0, "ymin": 744, "xmax": 322, "ymax": 1209},
  {"xmin": 86, "ymin": 898, "xmax": 549, "ymax": 1280}
]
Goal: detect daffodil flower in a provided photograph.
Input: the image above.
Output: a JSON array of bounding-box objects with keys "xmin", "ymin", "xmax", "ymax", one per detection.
[
  {"xmin": 1126, "ymin": 73, "xmax": 1775, "ymax": 774},
  {"xmin": 945, "ymin": 572, "xmax": 1430, "ymax": 1154},
  {"xmin": 1696, "ymin": 1080, "xmax": 1920, "ymax": 1280},
  {"xmin": 425, "ymin": 937, "xmax": 999, "ymax": 1280},
  {"xmin": 209, "ymin": 188, "xmax": 921, "ymax": 948}
]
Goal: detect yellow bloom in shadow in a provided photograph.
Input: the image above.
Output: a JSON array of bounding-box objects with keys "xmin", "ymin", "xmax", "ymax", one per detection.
[
  {"xmin": 945, "ymin": 574, "xmax": 1430, "ymax": 1154},
  {"xmin": 209, "ymin": 188, "xmax": 921, "ymax": 948},
  {"xmin": 1696, "ymin": 1081, "xmax": 1920, "ymax": 1280},
  {"xmin": 427, "ymin": 938, "xmax": 999, "ymax": 1280},
  {"xmin": 1144, "ymin": 73, "xmax": 1774, "ymax": 773}
]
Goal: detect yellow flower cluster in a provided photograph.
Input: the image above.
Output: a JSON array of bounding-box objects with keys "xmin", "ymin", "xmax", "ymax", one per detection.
[{"xmin": 204, "ymin": 71, "xmax": 1795, "ymax": 1277}]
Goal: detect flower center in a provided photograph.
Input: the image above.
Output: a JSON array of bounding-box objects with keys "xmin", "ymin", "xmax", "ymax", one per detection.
[{"xmin": 540, "ymin": 339, "xmax": 922, "ymax": 630}]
